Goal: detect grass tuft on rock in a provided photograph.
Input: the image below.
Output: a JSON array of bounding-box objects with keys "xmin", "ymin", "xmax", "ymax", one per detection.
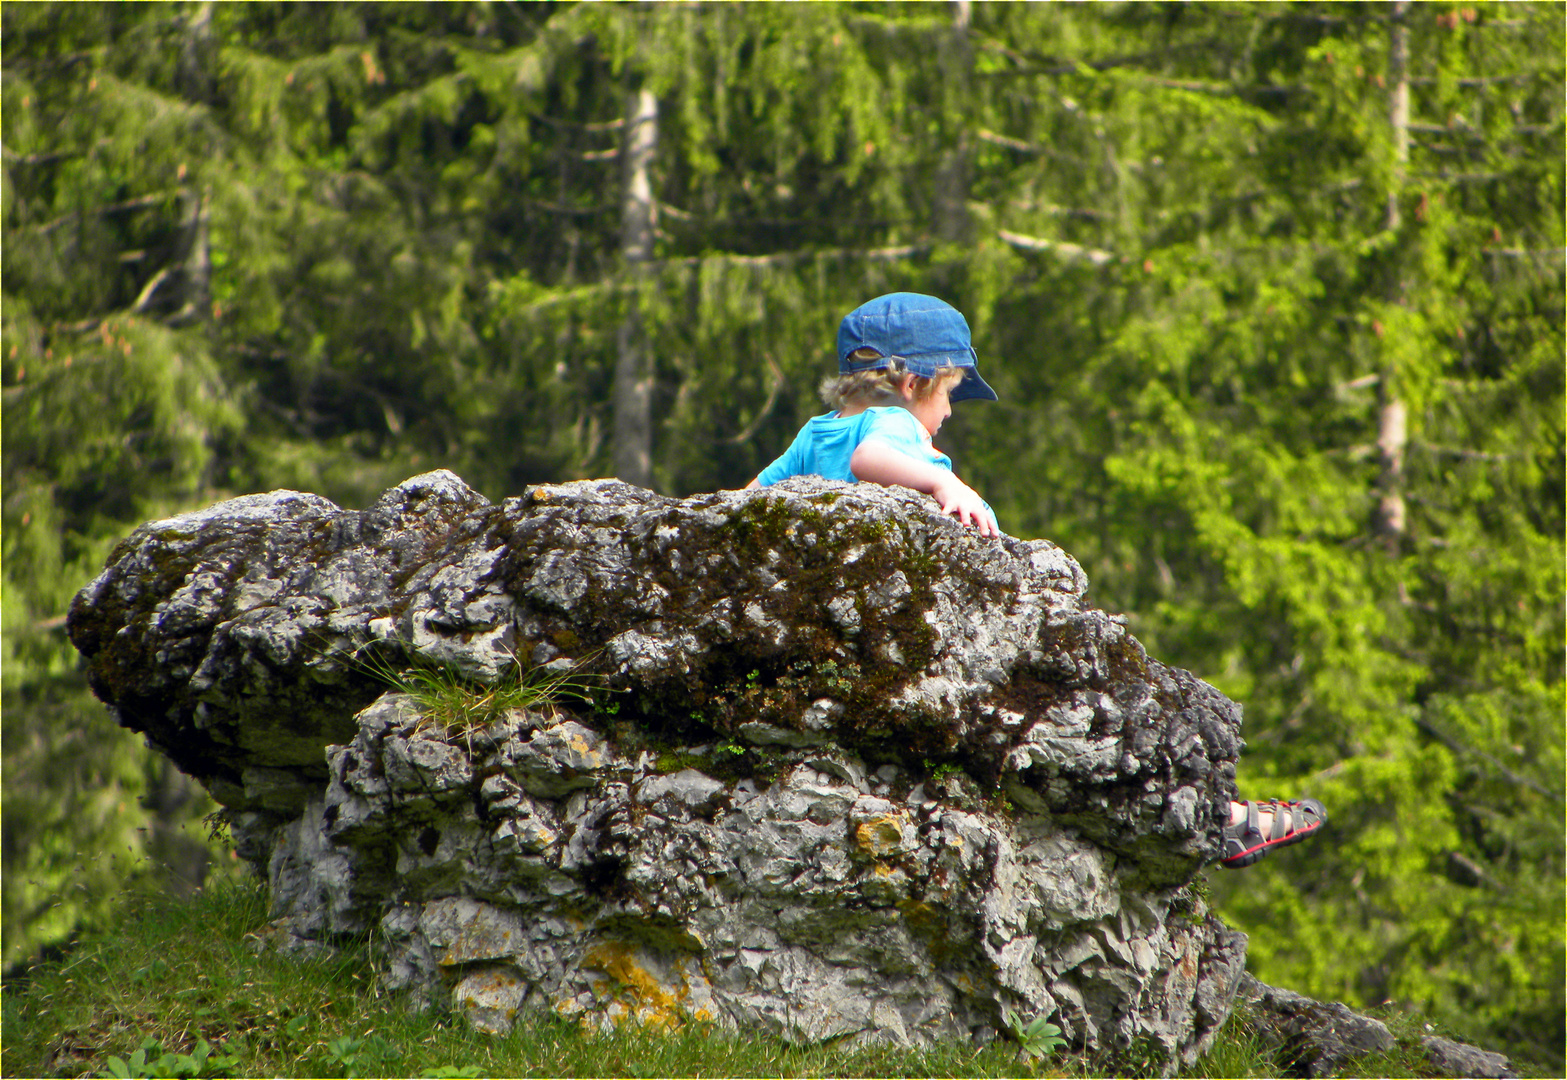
[{"xmin": 356, "ymin": 647, "xmax": 600, "ymax": 741}]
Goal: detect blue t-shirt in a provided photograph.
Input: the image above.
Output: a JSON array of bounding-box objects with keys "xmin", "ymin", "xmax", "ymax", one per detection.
[{"xmin": 756, "ymin": 406, "xmax": 999, "ymax": 529}]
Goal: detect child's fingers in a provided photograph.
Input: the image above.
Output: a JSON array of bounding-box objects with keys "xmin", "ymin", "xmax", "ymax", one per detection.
[{"xmin": 943, "ymin": 498, "xmax": 994, "ymax": 537}]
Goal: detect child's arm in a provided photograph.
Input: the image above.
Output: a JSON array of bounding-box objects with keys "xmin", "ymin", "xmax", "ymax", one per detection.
[{"xmin": 850, "ymin": 438, "xmax": 997, "ymax": 537}]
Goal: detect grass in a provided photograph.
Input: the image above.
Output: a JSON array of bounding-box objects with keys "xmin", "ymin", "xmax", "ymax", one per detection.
[
  {"xmin": 1, "ymin": 878, "xmax": 1028, "ymax": 1079},
  {"xmin": 352, "ymin": 646, "xmax": 603, "ymax": 745},
  {"xmin": 4, "ymin": 876, "xmax": 1546, "ymax": 1079}
]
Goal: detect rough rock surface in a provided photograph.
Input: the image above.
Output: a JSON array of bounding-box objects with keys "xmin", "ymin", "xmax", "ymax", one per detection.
[
  {"xmin": 71, "ymin": 470, "xmax": 1251, "ymax": 1072},
  {"xmin": 1236, "ymin": 976, "xmax": 1397, "ymax": 1077},
  {"xmin": 1238, "ymin": 975, "xmax": 1518, "ymax": 1078},
  {"xmin": 1420, "ymin": 1035, "xmax": 1516, "ymax": 1079}
]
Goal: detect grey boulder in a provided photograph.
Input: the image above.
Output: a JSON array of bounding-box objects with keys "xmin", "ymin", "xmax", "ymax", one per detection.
[{"xmin": 71, "ymin": 470, "xmax": 1252, "ymax": 1073}]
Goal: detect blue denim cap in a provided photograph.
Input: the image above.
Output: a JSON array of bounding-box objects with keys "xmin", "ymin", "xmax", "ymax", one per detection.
[{"xmin": 836, "ymin": 292, "xmax": 998, "ymax": 402}]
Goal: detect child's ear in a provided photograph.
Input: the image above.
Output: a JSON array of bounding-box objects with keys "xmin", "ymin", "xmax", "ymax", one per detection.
[{"xmin": 896, "ymin": 373, "xmax": 919, "ymax": 401}]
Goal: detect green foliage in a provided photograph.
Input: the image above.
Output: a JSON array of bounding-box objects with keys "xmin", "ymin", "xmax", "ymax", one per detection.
[
  {"xmin": 926, "ymin": 760, "xmax": 963, "ymax": 783},
  {"xmin": 1001, "ymin": 1005, "xmax": 1069, "ymax": 1061},
  {"xmin": 321, "ymin": 1034, "xmax": 398, "ymax": 1079},
  {"xmin": 100, "ymin": 1036, "xmax": 238, "ymax": 1079}
]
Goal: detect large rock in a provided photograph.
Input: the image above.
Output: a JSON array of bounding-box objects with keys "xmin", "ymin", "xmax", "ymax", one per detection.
[
  {"xmin": 1237, "ymin": 976, "xmax": 1397, "ymax": 1078},
  {"xmin": 1237, "ymin": 976, "xmax": 1518, "ymax": 1079},
  {"xmin": 70, "ymin": 471, "xmax": 1249, "ymax": 1072}
]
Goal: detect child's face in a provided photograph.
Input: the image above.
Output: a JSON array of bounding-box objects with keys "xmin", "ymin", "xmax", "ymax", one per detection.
[{"xmin": 901, "ymin": 378, "xmax": 953, "ymax": 437}]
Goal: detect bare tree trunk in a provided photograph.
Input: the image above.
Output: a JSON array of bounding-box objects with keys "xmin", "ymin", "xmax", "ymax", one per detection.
[
  {"xmin": 932, "ymin": 0, "xmax": 974, "ymax": 245},
  {"xmin": 613, "ymin": 86, "xmax": 658, "ymax": 489},
  {"xmin": 1385, "ymin": 0, "xmax": 1410, "ymax": 231},
  {"xmin": 160, "ymin": 1, "xmax": 214, "ymax": 327},
  {"xmin": 1375, "ymin": 0, "xmax": 1409, "ymax": 554},
  {"xmin": 169, "ymin": 184, "xmax": 211, "ymax": 326}
]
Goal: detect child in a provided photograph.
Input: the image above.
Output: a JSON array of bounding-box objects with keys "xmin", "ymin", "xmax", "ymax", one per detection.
[
  {"xmin": 748, "ymin": 291, "xmax": 1326, "ymax": 868},
  {"xmin": 746, "ymin": 292, "xmax": 999, "ymax": 537}
]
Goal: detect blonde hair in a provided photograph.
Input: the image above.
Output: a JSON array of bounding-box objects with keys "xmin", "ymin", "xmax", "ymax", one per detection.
[{"xmin": 819, "ymin": 348, "xmax": 966, "ymax": 411}]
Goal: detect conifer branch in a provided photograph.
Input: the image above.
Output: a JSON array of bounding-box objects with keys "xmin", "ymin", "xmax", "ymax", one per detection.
[
  {"xmin": 1416, "ymin": 718, "xmax": 1563, "ymax": 803},
  {"xmin": 1407, "ymin": 122, "xmax": 1486, "ymax": 137},
  {"xmin": 997, "ymin": 229, "xmax": 1115, "ymax": 266},
  {"xmin": 1136, "ymin": 76, "xmax": 1300, "ymax": 97},
  {"xmin": 1481, "ymin": 247, "xmax": 1567, "ymax": 260},
  {"xmin": 1411, "ymin": 171, "xmax": 1514, "ymax": 183},
  {"xmin": 3, "ymin": 147, "xmax": 82, "ymax": 167},
  {"xmin": 975, "ymin": 128, "xmax": 1037, "ymax": 154},
  {"xmin": 974, "ymin": 40, "xmax": 1229, "ymax": 79},
  {"xmin": 523, "ymin": 196, "xmax": 616, "ymax": 217},
  {"xmin": 662, "ymin": 244, "xmax": 930, "ymax": 270},
  {"xmin": 505, "ymin": 241, "xmax": 935, "ymax": 321},
  {"xmin": 129, "ymin": 267, "xmax": 176, "ymax": 315},
  {"xmin": 34, "ymin": 190, "xmax": 184, "ymax": 235},
  {"xmin": 529, "ymin": 113, "xmax": 626, "ymax": 133},
  {"xmin": 721, "ymin": 352, "xmax": 785, "ymax": 445},
  {"xmin": 1411, "ymin": 442, "xmax": 1517, "ymax": 462},
  {"xmin": 1409, "ymin": 73, "xmax": 1542, "ymax": 88}
]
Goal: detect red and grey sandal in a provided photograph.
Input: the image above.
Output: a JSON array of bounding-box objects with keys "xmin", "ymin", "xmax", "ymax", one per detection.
[{"xmin": 1220, "ymin": 797, "xmax": 1327, "ymax": 868}]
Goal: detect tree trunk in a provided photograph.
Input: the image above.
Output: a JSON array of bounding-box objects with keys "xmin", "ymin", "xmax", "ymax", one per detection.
[
  {"xmin": 168, "ymin": 1, "xmax": 215, "ymax": 326},
  {"xmin": 169, "ymin": 184, "xmax": 212, "ymax": 326},
  {"xmin": 175, "ymin": 1, "xmax": 216, "ymax": 102},
  {"xmin": 1375, "ymin": 0, "xmax": 1409, "ymax": 554},
  {"xmin": 932, "ymin": 0, "xmax": 974, "ymax": 244},
  {"xmin": 613, "ymin": 86, "xmax": 658, "ymax": 489}
]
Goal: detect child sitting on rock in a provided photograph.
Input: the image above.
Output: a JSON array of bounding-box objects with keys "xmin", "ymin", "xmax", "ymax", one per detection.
[
  {"xmin": 747, "ymin": 290, "xmax": 1325, "ymax": 868},
  {"xmin": 746, "ymin": 291, "xmax": 1000, "ymax": 537}
]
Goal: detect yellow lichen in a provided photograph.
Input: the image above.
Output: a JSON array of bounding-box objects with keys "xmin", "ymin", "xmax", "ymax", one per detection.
[
  {"xmin": 854, "ymin": 812, "xmax": 908, "ymax": 857},
  {"xmin": 581, "ymin": 941, "xmax": 711, "ymax": 1032}
]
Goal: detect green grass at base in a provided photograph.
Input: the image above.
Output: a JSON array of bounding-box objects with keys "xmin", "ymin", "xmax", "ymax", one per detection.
[{"xmin": 1, "ymin": 877, "xmax": 1547, "ymax": 1079}]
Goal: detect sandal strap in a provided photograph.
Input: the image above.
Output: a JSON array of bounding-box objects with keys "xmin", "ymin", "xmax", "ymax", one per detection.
[{"xmin": 1269, "ymin": 799, "xmax": 1292, "ymax": 842}]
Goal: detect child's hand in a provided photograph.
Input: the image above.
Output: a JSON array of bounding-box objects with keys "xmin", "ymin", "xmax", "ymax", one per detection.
[
  {"xmin": 850, "ymin": 439, "xmax": 997, "ymax": 537},
  {"xmin": 932, "ymin": 476, "xmax": 997, "ymax": 537}
]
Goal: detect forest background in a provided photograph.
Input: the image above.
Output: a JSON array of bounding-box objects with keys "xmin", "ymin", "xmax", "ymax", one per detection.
[{"xmin": 3, "ymin": 0, "xmax": 1562, "ymax": 1068}]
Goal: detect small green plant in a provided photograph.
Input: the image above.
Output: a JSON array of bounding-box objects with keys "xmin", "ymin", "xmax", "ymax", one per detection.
[
  {"xmin": 418, "ymin": 1067, "xmax": 486, "ymax": 1079},
  {"xmin": 100, "ymin": 1036, "xmax": 238, "ymax": 1078},
  {"xmin": 1170, "ymin": 875, "xmax": 1212, "ymax": 921},
  {"xmin": 814, "ymin": 658, "xmax": 856, "ymax": 695},
  {"xmin": 716, "ymin": 738, "xmax": 747, "ymax": 757},
  {"xmin": 323, "ymin": 1034, "xmax": 398, "ymax": 1078},
  {"xmin": 1002, "ymin": 1005, "xmax": 1069, "ymax": 1061},
  {"xmin": 926, "ymin": 760, "xmax": 962, "ymax": 783}
]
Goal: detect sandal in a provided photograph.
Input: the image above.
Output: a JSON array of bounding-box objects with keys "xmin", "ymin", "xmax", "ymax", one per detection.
[{"xmin": 1220, "ymin": 797, "xmax": 1327, "ymax": 868}]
